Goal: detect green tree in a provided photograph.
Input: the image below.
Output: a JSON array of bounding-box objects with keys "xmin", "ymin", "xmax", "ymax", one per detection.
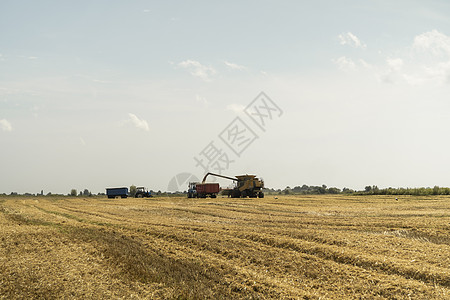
[
  {"xmin": 70, "ymin": 189, "xmax": 77, "ymax": 196},
  {"xmin": 432, "ymin": 185, "xmax": 440, "ymax": 195},
  {"xmin": 129, "ymin": 185, "xmax": 137, "ymax": 197}
]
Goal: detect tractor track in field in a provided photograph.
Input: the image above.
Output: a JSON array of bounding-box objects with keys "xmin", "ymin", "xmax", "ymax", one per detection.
[{"xmin": 30, "ymin": 202, "xmax": 450, "ymax": 289}]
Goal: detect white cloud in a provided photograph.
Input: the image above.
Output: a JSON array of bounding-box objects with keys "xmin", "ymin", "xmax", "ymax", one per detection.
[
  {"xmin": 226, "ymin": 103, "xmax": 246, "ymax": 114},
  {"xmin": 128, "ymin": 113, "xmax": 150, "ymax": 131},
  {"xmin": 413, "ymin": 29, "xmax": 450, "ymax": 57},
  {"xmin": 0, "ymin": 119, "xmax": 12, "ymax": 132},
  {"xmin": 224, "ymin": 61, "xmax": 247, "ymax": 70},
  {"xmin": 386, "ymin": 58, "xmax": 404, "ymax": 71},
  {"xmin": 178, "ymin": 60, "xmax": 216, "ymax": 81},
  {"xmin": 377, "ymin": 58, "xmax": 405, "ymax": 84},
  {"xmin": 338, "ymin": 32, "xmax": 366, "ymax": 49},
  {"xmin": 333, "ymin": 56, "xmax": 356, "ymax": 71}
]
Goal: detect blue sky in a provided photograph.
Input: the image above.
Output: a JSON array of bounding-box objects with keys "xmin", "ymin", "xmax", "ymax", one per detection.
[{"xmin": 1, "ymin": 1, "xmax": 450, "ymax": 194}]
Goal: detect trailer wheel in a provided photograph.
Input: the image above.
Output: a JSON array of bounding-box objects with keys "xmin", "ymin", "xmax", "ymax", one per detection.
[{"xmin": 258, "ymin": 192, "xmax": 264, "ymax": 198}]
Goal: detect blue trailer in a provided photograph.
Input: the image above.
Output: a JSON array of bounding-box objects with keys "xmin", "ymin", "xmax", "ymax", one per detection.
[{"xmin": 106, "ymin": 187, "xmax": 128, "ymax": 199}]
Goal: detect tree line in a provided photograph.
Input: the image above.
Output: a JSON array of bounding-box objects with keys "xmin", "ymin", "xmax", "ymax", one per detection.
[{"xmin": 265, "ymin": 185, "xmax": 450, "ymax": 196}]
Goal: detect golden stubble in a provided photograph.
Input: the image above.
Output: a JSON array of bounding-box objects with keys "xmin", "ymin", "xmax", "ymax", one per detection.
[{"xmin": 0, "ymin": 195, "xmax": 448, "ymax": 299}]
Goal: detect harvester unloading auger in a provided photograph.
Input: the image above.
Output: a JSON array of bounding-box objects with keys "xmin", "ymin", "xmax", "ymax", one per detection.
[{"xmin": 202, "ymin": 173, "xmax": 265, "ymax": 198}]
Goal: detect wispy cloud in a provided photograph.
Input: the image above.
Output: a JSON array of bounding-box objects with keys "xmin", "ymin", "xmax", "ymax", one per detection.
[
  {"xmin": 338, "ymin": 32, "xmax": 366, "ymax": 49},
  {"xmin": 178, "ymin": 60, "xmax": 216, "ymax": 81},
  {"xmin": 333, "ymin": 56, "xmax": 357, "ymax": 71},
  {"xmin": 128, "ymin": 113, "xmax": 150, "ymax": 131},
  {"xmin": 335, "ymin": 30, "xmax": 450, "ymax": 86},
  {"xmin": 0, "ymin": 119, "xmax": 12, "ymax": 132},
  {"xmin": 224, "ymin": 61, "xmax": 247, "ymax": 70}
]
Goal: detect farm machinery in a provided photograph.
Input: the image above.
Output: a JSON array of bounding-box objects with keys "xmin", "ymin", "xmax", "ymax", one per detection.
[
  {"xmin": 187, "ymin": 182, "xmax": 220, "ymax": 198},
  {"xmin": 135, "ymin": 187, "xmax": 152, "ymax": 198},
  {"xmin": 189, "ymin": 173, "xmax": 264, "ymax": 198}
]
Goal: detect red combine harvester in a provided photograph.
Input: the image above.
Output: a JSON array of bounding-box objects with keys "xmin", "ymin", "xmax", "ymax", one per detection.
[{"xmin": 187, "ymin": 182, "xmax": 219, "ymax": 198}]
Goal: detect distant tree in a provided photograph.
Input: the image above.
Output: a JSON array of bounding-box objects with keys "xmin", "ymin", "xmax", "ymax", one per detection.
[
  {"xmin": 432, "ymin": 185, "xmax": 440, "ymax": 195},
  {"xmin": 83, "ymin": 189, "xmax": 90, "ymax": 196},
  {"xmin": 319, "ymin": 185, "xmax": 328, "ymax": 194},
  {"xmin": 129, "ymin": 185, "xmax": 137, "ymax": 197},
  {"xmin": 284, "ymin": 186, "xmax": 291, "ymax": 195},
  {"xmin": 328, "ymin": 187, "xmax": 341, "ymax": 194},
  {"xmin": 70, "ymin": 189, "xmax": 77, "ymax": 196},
  {"xmin": 342, "ymin": 187, "xmax": 354, "ymax": 193}
]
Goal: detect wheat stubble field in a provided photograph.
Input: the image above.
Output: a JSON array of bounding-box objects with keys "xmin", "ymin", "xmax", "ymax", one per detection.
[{"xmin": 0, "ymin": 195, "xmax": 448, "ymax": 299}]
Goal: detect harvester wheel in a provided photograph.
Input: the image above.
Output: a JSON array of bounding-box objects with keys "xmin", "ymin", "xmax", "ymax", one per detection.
[{"xmin": 258, "ymin": 192, "xmax": 264, "ymax": 198}]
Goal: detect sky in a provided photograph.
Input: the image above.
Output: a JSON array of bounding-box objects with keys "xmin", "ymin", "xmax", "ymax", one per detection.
[{"xmin": 2, "ymin": 0, "xmax": 450, "ymax": 194}]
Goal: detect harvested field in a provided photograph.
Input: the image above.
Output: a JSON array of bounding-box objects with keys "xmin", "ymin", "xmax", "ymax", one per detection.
[{"xmin": 0, "ymin": 194, "xmax": 449, "ymax": 299}]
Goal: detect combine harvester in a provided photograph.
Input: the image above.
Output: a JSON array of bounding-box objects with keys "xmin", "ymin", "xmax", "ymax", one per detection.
[{"xmin": 188, "ymin": 173, "xmax": 265, "ymax": 198}]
